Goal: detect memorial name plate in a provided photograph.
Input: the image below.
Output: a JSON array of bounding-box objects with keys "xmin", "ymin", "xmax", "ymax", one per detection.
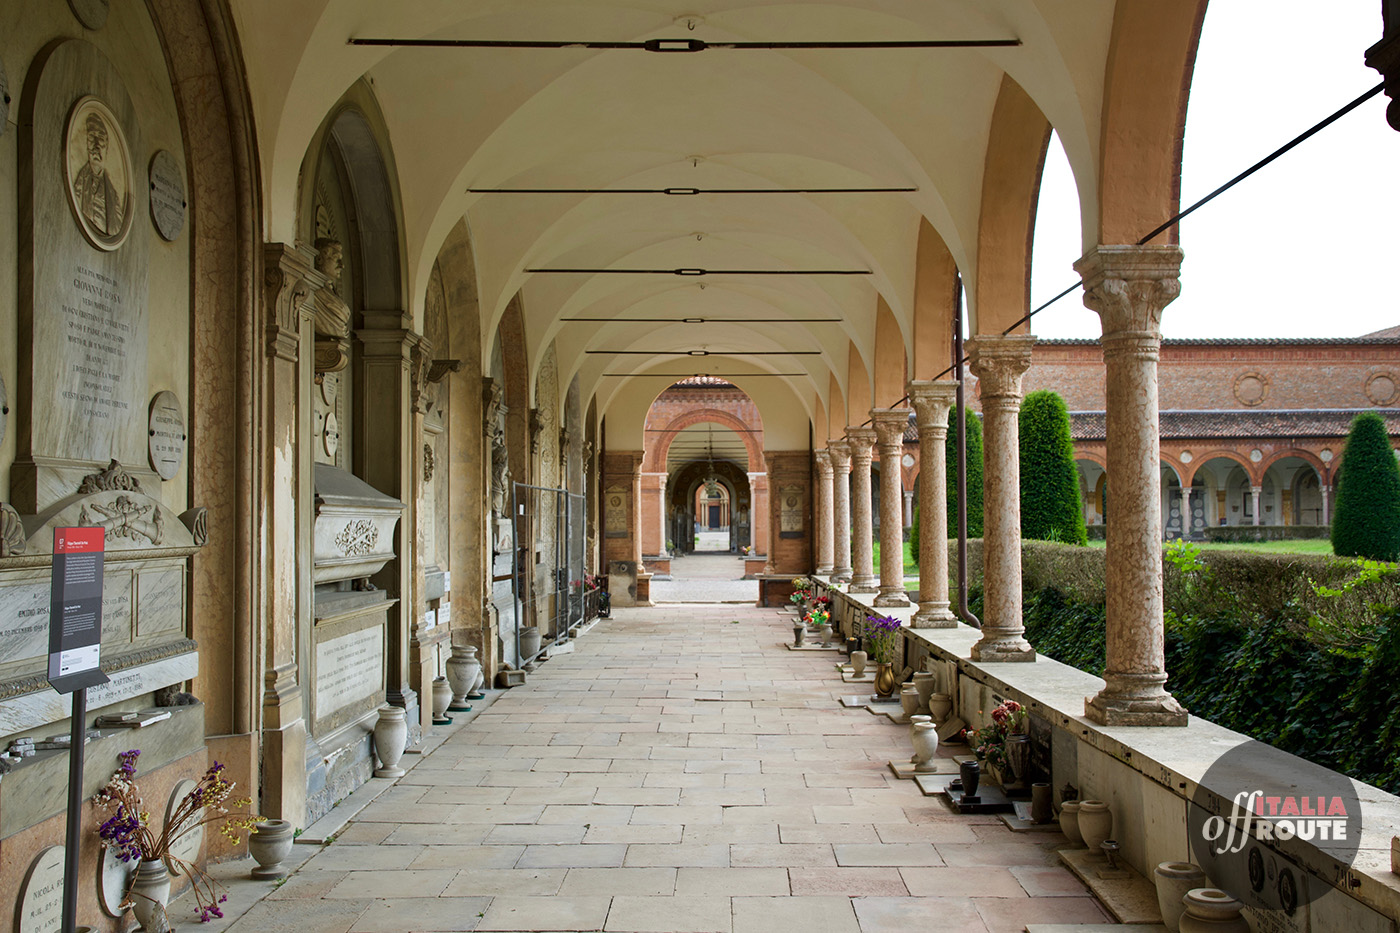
[
  {"xmin": 604, "ymin": 486, "xmax": 627, "ymax": 537},
  {"xmin": 1, "ymin": 569, "xmax": 134, "ymax": 668},
  {"xmin": 0, "ymin": 648, "xmax": 196, "ymax": 736},
  {"xmin": 0, "ymin": 58, "xmax": 9, "ymax": 136},
  {"xmin": 165, "ymin": 778, "xmax": 203, "ymax": 869},
  {"xmin": 315, "ymin": 626, "xmax": 382, "ymax": 719},
  {"xmin": 147, "ymin": 390, "xmax": 186, "ymax": 480},
  {"xmin": 0, "ymin": 372, "xmax": 8, "ymax": 446},
  {"xmin": 18, "ymin": 846, "xmax": 65, "ymax": 933},
  {"xmin": 98, "ymin": 844, "xmax": 131, "ymax": 917},
  {"xmin": 148, "ymin": 150, "xmax": 185, "ymax": 242}
]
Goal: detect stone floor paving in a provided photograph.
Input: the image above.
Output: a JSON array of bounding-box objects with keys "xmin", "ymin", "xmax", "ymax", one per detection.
[
  {"xmin": 650, "ymin": 554, "xmax": 757, "ymax": 603},
  {"xmin": 222, "ymin": 603, "xmax": 1108, "ymax": 933}
]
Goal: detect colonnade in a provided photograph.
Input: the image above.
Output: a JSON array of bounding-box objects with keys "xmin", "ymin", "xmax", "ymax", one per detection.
[{"xmin": 811, "ymin": 244, "xmax": 1187, "ymax": 727}]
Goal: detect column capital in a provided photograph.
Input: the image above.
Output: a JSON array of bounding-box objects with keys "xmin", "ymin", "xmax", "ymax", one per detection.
[
  {"xmin": 845, "ymin": 425, "xmax": 877, "ymax": 448},
  {"xmin": 814, "ymin": 449, "xmax": 833, "ymax": 476},
  {"xmin": 966, "ymin": 334, "xmax": 1036, "ymax": 400},
  {"xmin": 906, "ymin": 381, "xmax": 957, "ymax": 431},
  {"xmin": 870, "ymin": 409, "xmax": 911, "ymax": 450},
  {"xmin": 1074, "ymin": 245, "xmax": 1184, "ymax": 337},
  {"xmin": 827, "ymin": 439, "xmax": 851, "ymax": 472}
]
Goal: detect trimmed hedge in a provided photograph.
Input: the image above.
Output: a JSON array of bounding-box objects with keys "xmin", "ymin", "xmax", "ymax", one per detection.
[
  {"xmin": 957, "ymin": 540, "xmax": 1400, "ymax": 794},
  {"xmin": 1018, "ymin": 391, "xmax": 1088, "ymax": 545},
  {"xmin": 1202, "ymin": 524, "xmax": 1329, "ymax": 542},
  {"xmin": 1332, "ymin": 411, "xmax": 1400, "ymax": 561},
  {"xmin": 945, "ymin": 406, "xmax": 983, "ymax": 538}
]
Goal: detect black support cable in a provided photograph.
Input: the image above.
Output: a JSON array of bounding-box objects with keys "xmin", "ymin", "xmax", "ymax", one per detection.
[{"xmin": 349, "ymin": 37, "xmax": 1020, "ymax": 52}]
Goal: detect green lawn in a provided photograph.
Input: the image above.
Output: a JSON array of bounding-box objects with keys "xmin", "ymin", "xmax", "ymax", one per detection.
[
  {"xmin": 869, "ymin": 539, "xmax": 919, "ymax": 576},
  {"xmin": 1085, "ymin": 538, "xmax": 1335, "ymax": 556}
]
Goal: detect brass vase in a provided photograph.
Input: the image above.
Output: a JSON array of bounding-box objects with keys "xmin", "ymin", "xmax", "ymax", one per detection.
[{"xmin": 874, "ymin": 662, "xmax": 896, "ymax": 698}]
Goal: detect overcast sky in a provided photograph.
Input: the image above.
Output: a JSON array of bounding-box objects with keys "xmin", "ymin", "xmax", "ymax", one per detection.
[{"xmin": 1027, "ymin": 2, "xmax": 1400, "ymax": 341}]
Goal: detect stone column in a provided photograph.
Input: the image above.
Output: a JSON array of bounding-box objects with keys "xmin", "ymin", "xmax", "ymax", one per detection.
[
  {"xmin": 828, "ymin": 442, "xmax": 853, "ymax": 582},
  {"xmin": 846, "ymin": 427, "xmax": 879, "ymax": 594},
  {"xmin": 814, "ymin": 450, "xmax": 835, "ymax": 574},
  {"xmin": 259, "ymin": 243, "xmax": 316, "ymax": 826},
  {"xmin": 1076, "ymin": 245, "xmax": 1188, "ymax": 725},
  {"xmin": 903, "ymin": 491, "xmax": 915, "ymax": 529},
  {"xmin": 1181, "ymin": 487, "xmax": 1193, "ymax": 537},
  {"xmin": 1250, "ymin": 486, "xmax": 1262, "ymax": 526},
  {"xmin": 966, "ymin": 334, "xmax": 1037, "ymax": 662},
  {"xmin": 907, "ymin": 381, "xmax": 957, "ymax": 628},
  {"xmin": 357, "ymin": 311, "xmax": 422, "ymax": 731},
  {"xmin": 1322, "ymin": 484, "xmax": 1332, "ymax": 526},
  {"xmin": 871, "ymin": 410, "xmax": 912, "ymax": 607}
]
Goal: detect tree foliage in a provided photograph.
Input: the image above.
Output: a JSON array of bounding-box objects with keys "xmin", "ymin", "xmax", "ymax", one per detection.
[
  {"xmin": 1018, "ymin": 390, "xmax": 1088, "ymax": 545},
  {"xmin": 944, "ymin": 406, "xmax": 983, "ymax": 538},
  {"xmin": 1331, "ymin": 411, "xmax": 1400, "ymax": 562}
]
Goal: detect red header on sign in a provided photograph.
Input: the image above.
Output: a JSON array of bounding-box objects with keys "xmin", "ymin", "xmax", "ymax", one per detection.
[{"xmin": 54, "ymin": 527, "xmax": 105, "ymax": 554}]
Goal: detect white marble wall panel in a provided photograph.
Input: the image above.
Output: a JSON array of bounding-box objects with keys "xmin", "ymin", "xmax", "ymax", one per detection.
[{"xmin": 0, "ymin": 650, "xmax": 197, "ymax": 735}]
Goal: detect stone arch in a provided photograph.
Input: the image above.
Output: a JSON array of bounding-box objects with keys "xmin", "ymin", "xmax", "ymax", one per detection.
[
  {"xmin": 1097, "ymin": 1, "xmax": 1209, "ymax": 245},
  {"xmin": 912, "ymin": 219, "xmax": 958, "ymax": 380},
  {"xmin": 1259, "ymin": 447, "xmax": 1328, "ymax": 481},
  {"xmin": 1179, "ymin": 449, "xmax": 1257, "ymax": 488},
  {"xmin": 873, "ymin": 299, "xmax": 908, "ymax": 408},
  {"xmin": 647, "ymin": 408, "xmax": 764, "ymax": 474},
  {"xmin": 974, "ymin": 74, "xmax": 1052, "ymax": 335}
]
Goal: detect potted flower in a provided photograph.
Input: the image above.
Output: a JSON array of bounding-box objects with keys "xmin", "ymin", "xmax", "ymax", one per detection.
[
  {"xmin": 861, "ymin": 614, "xmax": 905, "ymax": 697},
  {"xmin": 963, "ymin": 699, "xmax": 1028, "ymax": 786},
  {"xmin": 94, "ymin": 750, "xmax": 261, "ymax": 927},
  {"xmin": 805, "ymin": 606, "xmax": 832, "ymax": 646}
]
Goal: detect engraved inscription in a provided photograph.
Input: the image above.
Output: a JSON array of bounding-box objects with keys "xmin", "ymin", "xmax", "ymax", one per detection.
[
  {"xmin": 315, "ymin": 627, "xmax": 383, "ymax": 719},
  {"xmin": 62, "ymin": 265, "xmax": 132, "ymax": 424}
]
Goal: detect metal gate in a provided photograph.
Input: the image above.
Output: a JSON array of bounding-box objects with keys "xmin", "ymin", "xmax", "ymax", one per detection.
[{"xmin": 510, "ymin": 483, "xmax": 586, "ymax": 667}]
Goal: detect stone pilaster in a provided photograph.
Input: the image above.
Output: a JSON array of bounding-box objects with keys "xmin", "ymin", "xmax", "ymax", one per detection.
[
  {"xmin": 1076, "ymin": 244, "xmax": 1188, "ymax": 726},
  {"xmin": 828, "ymin": 441, "xmax": 852, "ymax": 582},
  {"xmin": 907, "ymin": 381, "xmax": 958, "ymax": 628},
  {"xmin": 966, "ymin": 334, "xmax": 1037, "ymax": 662},
  {"xmin": 408, "ymin": 335, "xmax": 446, "ymax": 738},
  {"xmin": 814, "ymin": 451, "xmax": 835, "ymax": 574},
  {"xmin": 871, "ymin": 410, "xmax": 912, "ymax": 607},
  {"xmin": 259, "ymin": 242, "xmax": 317, "ymax": 826},
  {"xmin": 845, "ymin": 427, "xmax": 878, "ymax": 594},
  {"xmin": 356, "ymin": 311, "xmax": 421, "ymax": 730}
]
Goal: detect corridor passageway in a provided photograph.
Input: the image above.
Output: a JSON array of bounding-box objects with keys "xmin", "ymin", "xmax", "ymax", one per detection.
[{"xmin": 221, "ymin": 606, "xmax": 1105, "ymax": 933}]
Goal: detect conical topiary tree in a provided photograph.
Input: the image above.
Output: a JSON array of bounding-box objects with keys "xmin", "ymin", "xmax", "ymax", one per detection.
[
  {"xmin": 945, "ymin": 406, "xmax": 984, "ymax": 538},
  {"xmin": 1331, "ymin": 411, "xmax": 1400, "ymax": 561},
  {"xmin": 1018, "ymin": 390, "xmax": 1088, "ymax": 545}
]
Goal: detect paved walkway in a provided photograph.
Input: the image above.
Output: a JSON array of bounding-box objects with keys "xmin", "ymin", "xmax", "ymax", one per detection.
[
  {"xmin": 651, "ymin": 554, "xmax": 756, "ymax": 604},
  {"xmin": 225, "ymin": 604, "xmax": 1106, "ymax": 933}
]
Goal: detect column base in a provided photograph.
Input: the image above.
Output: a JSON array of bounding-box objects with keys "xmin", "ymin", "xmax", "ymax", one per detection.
[
  {"xmin": 911, "ymin": 604, "xmax": 958, "ymax": 629},
  {"xmin": 848, "ymin": 574, "xmax": 879, "ymax": 594},
  {"xmin": 970, "ymin": 635, "xmax": 1036, "ymax": 663},
  {"xmin": 815, "ymin": 563, "xmax": 834, "ymax": 575},
  {"xmin": 1084, "ymin": 672, "xmax": 1189, "ymax": 726},
  {"xmin": 832, "ymin": 567, "xmax": 852, "ymax": 583},
  {"xmin": 873, "ymin": 589, "xmax": 910, "ymax": 607}
]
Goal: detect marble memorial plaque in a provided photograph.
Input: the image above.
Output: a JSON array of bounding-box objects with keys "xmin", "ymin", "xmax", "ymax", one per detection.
[
  {"xmin": 67, "ymin": 0, "xmax": 110, "ymax": 29},
  {"xmin": 148, "ymin": 150, "xmax": 185, "ymax": 242},
  {"xmin": 147, "ymin": 391, "xmax": 186, "ymax": 480},
  {"xmin": 0, "ymin": 648, "xmax": 197, "ymax": 736},
  {"xmin": 604, "ymin": 486, "xmax": 627, "ymax": 536},
  {"xmin": 438, "ymin": 601, "xmax": 451, "ymax": 626},
  {"xmin": 315, "ymin": 626, "xmax": 383, "ymax": 719},
  {"xmin": 136, "ymin": 568, "xmax": 183, "ymax": 637},
  {"xmin": 98, "ymin": 844, "xmax": 132, "ymax": 917},
  {"xmin": 779, "ymin": 484, "xmax": 804, "ymax": 534},
  {"xmin": 0, "ymin": 580, "xmax": 50, "ymax": 666},
  {"xmin": 164, "ymin": 778, "xmax": 203, "ymax": 871},
  {"xmin": 18, "ymin": 845, "xmax": 64, "ymax": 933},
  {"xmin": 26, "ymin": 42, "xmax": 150, "ymax": 468}
]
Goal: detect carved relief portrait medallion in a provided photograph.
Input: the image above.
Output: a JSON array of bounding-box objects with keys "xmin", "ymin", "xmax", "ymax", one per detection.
[
  {"xmin": 64, "ymin": 96, "xmax": 132, "ymax": 251},
  {"xmin": 1232, "ymin": 371, "xmax": 1270, "ymax": 407},
  {"xmin": 1366, "ymin": 371, "xmax": 1398, "ymax": 406}
]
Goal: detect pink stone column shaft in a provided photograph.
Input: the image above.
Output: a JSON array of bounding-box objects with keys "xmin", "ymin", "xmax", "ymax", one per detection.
[
  {"xmin": 966, "ymin": 335, "xmax": 1037, "ymax": 662},
  {"xmin": 871, "ymin": 410, "xmax": 912, "ymax": 607},
  {"xmin": 814, "ymin": 450, "xmax": 835, "ymax": 574},
  {"xmin": 1251, "ymin": 486, "xmax": 1262, "ymax": 526},
  {"xmin": 845, "ymin": 427, "xmax": 878, "ymax": 593},
  {"xmin": 1076, "ymin": 245, "xmax": 1188, "ymax": 726},
  {"xmin": 908, "ymin": 381, "xmax": 957, "ymax": 627},
  {"xmin": 828, "ymin": 441, "xmax": 852, "ymax": 581}
]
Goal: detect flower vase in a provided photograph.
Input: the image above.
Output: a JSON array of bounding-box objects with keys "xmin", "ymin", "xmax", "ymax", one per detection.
[
  {"xmin": 912, "ymin": 671, "xmax": 935, "ymax": 715},
  {"xmin": 1004, "ymin": 733, "xmax": 1031, "ymax": 785},
  {"xmin": 907, "ymin": 714, "xmax": 932, "ymax": 762},
  {"xmin": 519, "ymin": 626, "xmax": 543, "ymax": 660},
  {"xmin": 959, "ymin": 759, "xmax": 981, "ymax": 801},
  {"xmin": 1059, "ymin": 800, "xmax": 1084, "ymax": 845},
  {"xmin": 1077, "ymin": 800, "xmax": 1113, "ymax": 852},
  {"xmin": 873, "ymin": 662, "xmax": 896, "ymax": 698},
  {"xmin": 928, "ymin": 693, "xmax": 953, "ymax": 725},
  {"xmin": 130, "ymin": 859, "xmax": 172, "ymax": 933},
  {"xmin": 1031, "ymin": 783, "xmax": 1054, "ymax": 824},
  {"xmin": 849, "ymin": 650, "xmax": 867, "ymax": 678},
  {"xmin": 373, "ymin": 706, "xmax": 408, "ymax": 778},
  {"xmin": 431, "ymin": 677, "xmax": 453, "ymax": 725},
  {"xmin": 818, "ymin": 623, "xmax": 832, "ymax": 647},
  {"xmin": 1179, "ymin": 888, "xmax": 1249, "ymax": 933},
  {"xmin": 445, "ymin": 645, "xmax": 480, "ymax": 711},
  {"xmin": 248, "ymin": 819, "xmax": 295, "ymax": 880},
  {"xmin": 911, "ymin": 721, "xmax": 940, "ymax": 772},
  {"xmin": 1154, "ymin": 862, "xmax": 1208, "ymax": 933},
  {"xmin": 793, "ymin": 623, "xmax": 806, "ymax": 647},
  {"xmin": 900, "ymin": 684, "xmax": 919, "ymax": 721}
]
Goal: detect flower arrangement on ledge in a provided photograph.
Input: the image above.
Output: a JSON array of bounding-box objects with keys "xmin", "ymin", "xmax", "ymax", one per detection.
[
  {"xmin": 861, "ymin": 614, "xmax": 904, "ymax": 664},
  {"xmin": 789, "ymin": 576, "xmax": 813, "ymax": 608},
  {"xmin": 804, "ymin": 606, "xmax": 830, "ymax": 629},
  {"xmin": 95, "ymin": 749, "xmax": 262, "ymax": 922},
  {"xmin": 963, "ymin": 699, "xmax": 1027, "ymax": 773}
]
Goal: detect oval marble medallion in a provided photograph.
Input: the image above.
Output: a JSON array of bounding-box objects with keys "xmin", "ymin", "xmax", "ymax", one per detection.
[
  {"xmin": 18, "ymin": 845, "xmax": 65, "ymax": 933},
  {"xmin": 148, "ymin": 390, "xmax": 187, "ymax": 480},
  {"xmin": 148, "ymin": 150, "xmax": 186, "ymax": 242}
]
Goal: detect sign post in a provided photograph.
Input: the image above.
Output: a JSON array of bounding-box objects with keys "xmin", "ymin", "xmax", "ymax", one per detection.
[{"xmin": 48, "ymin": 527, "xmax": 109, "ymax": 933}]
